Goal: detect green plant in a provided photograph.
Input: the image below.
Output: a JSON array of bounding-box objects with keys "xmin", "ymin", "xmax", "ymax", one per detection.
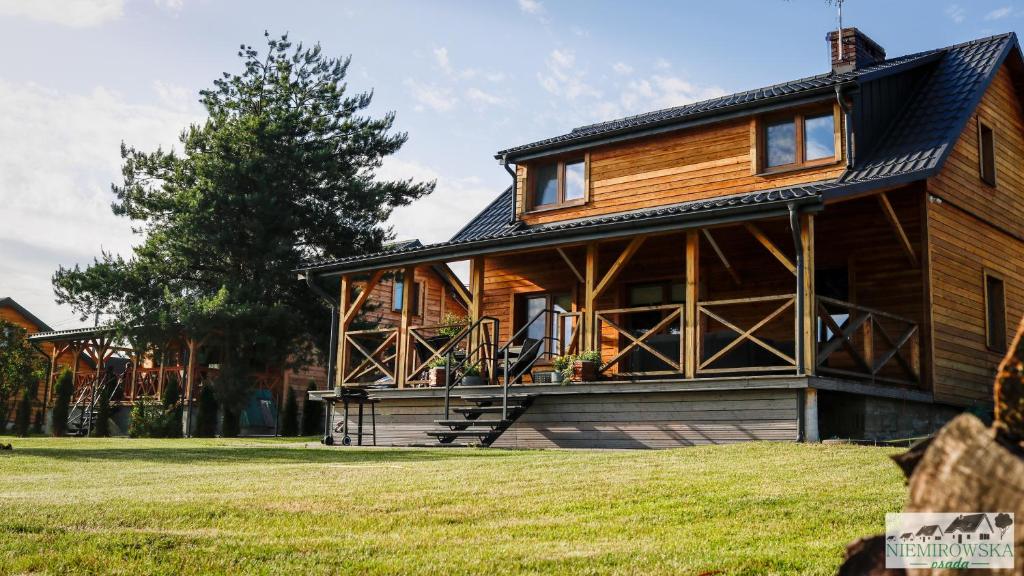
[
  {"xmin": 160, "ymin": 376, "xmax": 183, "ymax": 438},
  {"xmin": 462, "ymin": 364, "xmax": 481, "ymax": 378},
  {"xmin": 94, "ymin": 381, "xmax": 110, "ymax": 437},
  {"xmin": 14, "ymin": 386, "xmax": 33, "ymax": 437},
  {"xmin": 195, "ymin": 385, "xmax": 218, "ymax": 438},
  {"xmin": 281, "ymin": 387, "xmax": 299, "ymax": 436},
  {"xmin": 128, "ymin": 399, "xmax": 164, "ymax": 438},
  {"xmin": 427, "ymin": 356, "xmax": 448, "ymax": 369},
  {"xmin": 576, "ymin": 350, "xmax": 602, "ymax": 364},
  {"xmin": 222, "ymin": 407, "xmax": 240, "ymax": 438},
  {"xmin": 552, "ymin": 356, "xmax": 571, "ymax": 371},
  {"xmin": 437, "ymin": 313, "xmax": 469, "ymax": 339},
  {"xmin": 51, "ymin": 369, "xmax": 73, "ymax": 437},
  {"xmin": 301, "ymin": 381, "xmax": 321, "ymax": 436}
]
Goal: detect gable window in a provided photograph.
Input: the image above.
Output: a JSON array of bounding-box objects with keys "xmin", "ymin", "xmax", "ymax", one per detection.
[
  {"xmin": 979, "ymin": 120, "xmax": 997, "ymax": 186},
  {"xmin": 392, "ymin": 274, "xmax": 422, "ymax": 316},
  {"xmin": 761, "ymin": 107, "xmax": 838, "ymax": 171},
  {"xmin": 984, "ymin": 272, "xmax": 1006, "ymax": 352},
  {"xmin": 529, "ymin": 155, "xmax": 588, "ymax": 210}
]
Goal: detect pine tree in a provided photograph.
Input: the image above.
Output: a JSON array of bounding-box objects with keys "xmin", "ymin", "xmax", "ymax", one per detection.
[
  {"xmin": 14, "ymin": 386, "xmax": 32, "ymax": 437},
  {"xmin": 93, "ymin": 381, "xmax": 110, "ymax": 437},
  {"xmin": 195, "ymin": 385, "xmax": 218, "ymax": 437},
  {"xmin": 52, "ymin": 370, "xmax": 74, "ymax": 437},
  {"xmin": 301, "ymin": 381, "xmax": 322, "ymax": 437},
  {"xmin": 281, "ymin": 387, "xmax": 298, "ymax": 436},
  {"xmin": 222, "ymin": 406, "xmax": 240, "ymax": 438},
  {"xmin": 161, "ymin": 376, "xmax": 182, "ymax": 438}
]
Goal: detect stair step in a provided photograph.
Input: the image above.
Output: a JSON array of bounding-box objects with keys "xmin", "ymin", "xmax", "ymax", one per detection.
[
  {"xmin": 406, "ymin": 442, "xmax": 476, "ymax": 448},
  {"xmin": 434, "ymin": 419, "xmax": 509, "ymax": 427},
  {"xmin": 457, "ymin": 394, "xmax": 534, "ymax": 402},
  {"xmin": 454, "ymin": 406, "xmax": 523, "ymax": 414},
  {"xmin": 426, "ymin": 428, "xmax": 499, "ymax": 437}
]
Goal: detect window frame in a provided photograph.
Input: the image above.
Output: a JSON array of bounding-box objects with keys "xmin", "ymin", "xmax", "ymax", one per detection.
[
  {"xmin": 514, "ymin": 291, "xmax": 574, "ymax": 354},
  {"xmin": 978, "ymin": 117, "xmax": 997, "ymax": 187},
  {"xmin": 757, "ymin": 104, "xmax": 841, "ymax": 174},
  {"xmin": 392, "ymin": 274, "xmax": 424, "ymax": 316},
  {"xmin": 983, "ymin": 270, "xmax": 1007, "ymax": 352},
  {"xmin": 526, "ymin": 153, "xmax": 590, "ymax": 213}
]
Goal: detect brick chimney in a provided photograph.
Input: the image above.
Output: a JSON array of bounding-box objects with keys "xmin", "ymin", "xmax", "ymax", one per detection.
[{"xmin": 827, "ymin": 27, "xmax": 885, "ymax": 73}]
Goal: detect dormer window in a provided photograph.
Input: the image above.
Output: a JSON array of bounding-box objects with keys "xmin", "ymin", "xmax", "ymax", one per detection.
[
  {"xmin": 759, "ymin": 106, "xmax": 839, "ymax": 172},
  {"xmin": 528, "ymin": 154, "xmax": 588, "ymax": 211}
]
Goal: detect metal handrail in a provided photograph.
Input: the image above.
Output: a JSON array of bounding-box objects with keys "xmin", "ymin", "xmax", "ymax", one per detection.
[{"xmin": 443, "ymin": 316, "xmax": 500, "ymax": 420}]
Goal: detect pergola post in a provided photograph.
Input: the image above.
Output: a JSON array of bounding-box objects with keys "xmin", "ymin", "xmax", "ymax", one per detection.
[
  {"xmin": 584, "ymin": 242, "xmax": 598, "ymax": 352},
  {"xmin": 684, "ymin": 230, "xmax": 700, "ymax": 379},
  {"xmin": 396, "ymin": 266, "xmax": 416, "ymax": 389},
  {"xmin": 183, "ymin": 336, "xmax": 198, "ymax": 437},
  {"xmin": 800, "ymin": 213, "xmax": 816, "ymax": 374},
  {"xmin": 468, "ymin": 257, "xmax": 485, "ymax": 370},
  {"xmin": 335, "ymin": 274, "xmax": 351, "ymax": 393}
]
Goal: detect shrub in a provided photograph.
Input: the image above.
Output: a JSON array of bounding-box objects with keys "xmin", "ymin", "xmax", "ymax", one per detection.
[
  {"xmin": 301, "ymin": 381, "xmax": 321, "ymax": 437},
  {"xmin": 94, "ymin": 381, "xmax": 111, "ymax": 437},
  {"xmin": 437, "ymin": 313, "xmax": 469, "ymax": 339},
  {"xmin": 14, "ymin": 386, "xmax": 32, "ymax": 437},
  {"xmin": 128, "ymin": 398, "xmax": 163, "ymax": 438},
  {"xmin": 195, "ymin": 385, "xmax": 218, "ymax": 437},
  {"xmin": 222, "ymin": 407, "xmax": 240, "ymax": 437},
  {"xmin": 280, "ymin": 387, "xmax": 299, "ymax": 436},
  {"xmin": 161, "ymin": 377, "xmax": 182, "ymax": 438},
  {"xmin": 51, "ymin": 370, "xmax": 74, "ymax": 437},
  {"xmin": 32, "ymin": 407, "xmax": 44, "ymax": 433}
]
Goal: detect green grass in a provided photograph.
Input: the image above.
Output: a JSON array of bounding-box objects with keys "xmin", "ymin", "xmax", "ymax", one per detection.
[{"xmin": 0, "ymin": 438, "xmax": 904, "ymax": 575}]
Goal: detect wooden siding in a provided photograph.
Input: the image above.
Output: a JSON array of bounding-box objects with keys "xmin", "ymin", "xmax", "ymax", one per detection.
[
  {"xmin": 0, "ymin": 303, "xmax": 84, "ymax": 415},
  {"xmin": 490, "ymin": 389, "xmax": 799, "ymax": 449},
  {"xmin": 355, "ymin": 266, "xmax": 467, "ymax": 328},
  {"xmin": 516, "ymin": 111, "xmax": 845, "ymax": 226},
  {"xmin": 926, "ymin": 62, "xmax": 1024, "ymax": 407},
  {"xmin": 927, "ymin": 201, "xmax": 1023, "ymax": 406}
]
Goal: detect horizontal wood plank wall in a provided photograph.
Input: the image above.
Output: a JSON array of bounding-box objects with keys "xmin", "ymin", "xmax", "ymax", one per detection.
[
  {"xmin": 926, "ymin": 62, "xmax": 1024, "ymax": 407},
  {"xmin": 518, "ymin": 115, "xmax": 845, "ymax": 225},
  {"xmin": 356, "ymin": 268, "xmax": 466, "ymax": 328},
  {"xmin": 0, "ymin": 304, "xmax": 84, "ymax": 410},
  {"xmin": 490, "ymin": 389, "xmax": 799, "ymax": 448},
  {"xmin": 928, "ymin": 64, "xmax": 1024, "ymax": 239},
  {"xmin": 927, "ymin": 201, "xmax": 1023, "ymax": 406},
  {"xmin": 331, "ymin": 397, "xmax": 472, "ymax": 446}
]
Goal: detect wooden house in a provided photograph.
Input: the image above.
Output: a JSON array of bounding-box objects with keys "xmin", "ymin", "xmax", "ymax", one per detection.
[
  {"xmin": 23, "ymin": 246, "xmax": 466, "ymax": 436},
  {"xmin": 302, "ymin": 29, "xmax": 1024, "ymax": 448}
]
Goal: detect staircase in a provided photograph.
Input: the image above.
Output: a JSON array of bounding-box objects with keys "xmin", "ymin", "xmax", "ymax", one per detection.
[{"xmin": 419, "ymin": 393, "xmax": 535, "ymax": 447}]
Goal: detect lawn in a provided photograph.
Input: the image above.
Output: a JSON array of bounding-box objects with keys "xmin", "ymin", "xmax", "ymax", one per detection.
[{"xmin": 0, "ymin": 438, "xmax": 905, "ymax": 575}]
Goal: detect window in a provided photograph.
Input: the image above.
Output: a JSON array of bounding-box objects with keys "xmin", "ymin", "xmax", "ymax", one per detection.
[
  {"xmin": 761, "ymin": 108, "xmax": 837, "ymax": 171},
  {"xmin": 529, "ymin": 155, "xmax": 587, "ymax": 210},
  {"xmin": 981, "ymin": 533, "xmax": 991, "ymax": 541},
  {"xmin": 979, "ymin": 120, "xmax": 997, "ymax": 186},
  {"xmin": 985, "ymin": 272, "xmax": 1006, "ymax": 351},
  {"xmin": 392, "ymin": 275, "xmax": 422, "ymax": 316},
  {"xmin": 517, "ymin": 292, "xmax": 573, "ymax": 354}
]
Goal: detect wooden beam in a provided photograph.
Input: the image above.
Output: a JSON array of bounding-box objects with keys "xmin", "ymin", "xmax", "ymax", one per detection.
[
  {"xmin": 702, "ymin": 229, "xmax": 740, "ymax": 286},
  {"xmin": 593, "ymin": 236, "xmax": 646, "ymax": 298},
  {"xmin": 342, "ymin": 269, "xmax": 386, "ymax": 327},
  {"xmin": 436, "ymin": 264, "xmax": 471, "ymax": 308},
  {"xmin": 745, "ymin": 222, "xmax": 796, "ymax": 275},
  {"xmin": 684, "ymin": 230, "xmax": 699, "ymax": 379},
  {"xmin": 468, "ymin": 257, "xmax": 485, "ymax": 366},
  {"xmin": 556, "ymin": 247, "xmax": 585, "ymax": 284},
  {"xmin": 877, "ymin": 192, "xmax": 918, "ymax": 267},
  {"xmin": 584, "ymin": 242, "xmax": 598, "ymax": 352},
  {"xmin": 395, "ymin": 266, "xmax": 416, "ymax": 389},
  {"xmin": 335, "ymin": 275, "xmax": 351, "ymax": 390},
  {"xmin": 801, "ymin": 213, "xmax": 816, "ymax": 374}
]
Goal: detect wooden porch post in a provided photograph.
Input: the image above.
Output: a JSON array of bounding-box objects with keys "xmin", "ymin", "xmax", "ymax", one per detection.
[
  {"xmin": 468, "ymin": 257, "xmax": 485, "ymax": 372},
  {"xmin": 396, "ymin": 266, "xmax": 416, "ymax": 389},
  {"xmin": 335, "ymin": 274, "xmax": 351, "ymax": 393},
  {"xmin": 584, "ymin": 242, "xmax": 598, "ymax": 352},
  {"xmin": 684, "ymin": 230, "xmax": 699, "ymax": 379},
  {"xmin": 183, "ymin": 337, "xmax": 198, "ymax": 437},
  {"xmin": 801, "ymin": 213, "xmax": 816, "ymax": 374}
]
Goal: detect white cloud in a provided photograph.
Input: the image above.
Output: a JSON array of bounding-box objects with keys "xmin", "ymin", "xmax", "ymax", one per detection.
[
  {"xmin": 0, "ymin": 79, "xmax": 202, "ymax": 326},
  {"xmin": 654, "ymin": 57, "xmax": 672, "ymax": 70},
  {"xmin": 517, "ymin": 0, "xmax": 543, "ymax": 15},
  {"xmin": 433, "ymin": 47, "xmax": 453, "ymax": 76},
  {"xmin": 405, "ymin": 79, "xmax": 458, "ymax": 112},
  {"xmin": 612, "ymin": 62, "xmax": 634, "ymax": 75},
  {"xmin": 985, "ymin": 6, "xmax": 1013, "ymax": 20},
  {"xmin": 538, "ymin": 49, "xmax": 601, "ymax": 101},
  {"xmin": 946, "ymin": 4, "xmax": 966, "ymax": 23},
  {"xmin": 0, "ymin": 0, "xmax": 123, "ymax": 28},
  {"xmin": 379, "ymin": 159, "xmax": 496, "ymax": 251},
  {"xmin": 154, "ymin": 0, "xmax": 184, "ymax": 10},
  {"xmin": 466, "ymin": 87, "xmax": 507, "ymax": 107}
]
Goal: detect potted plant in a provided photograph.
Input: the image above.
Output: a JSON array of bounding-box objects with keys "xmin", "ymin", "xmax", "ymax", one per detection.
[
  {"xmin": 551, "ymin": 355, "xmax": 571, "ymax": 385},
  {"xmin": 571, "ymin": 350, "xmax": 601, "ymax": 382},
  {"xmin": 426, "ymin": 357, "xmax": 447, "ymax": 387},
  {"xmin": 461, "ymin": 364, "xmax": 485, "ymax": 386}
]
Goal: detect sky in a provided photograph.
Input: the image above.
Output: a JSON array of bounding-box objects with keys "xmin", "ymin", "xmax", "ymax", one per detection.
[{"xmin": 0, "ymin": 0, "xmax": 1019, "ymax": 330}]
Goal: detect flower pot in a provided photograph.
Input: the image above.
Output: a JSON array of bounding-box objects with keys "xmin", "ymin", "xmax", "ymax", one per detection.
[
  {"xmin": 571, "ymin": 360, "xmax": 597, "ymax": 382},
  {"xmin": 427, "ymin": 367, "xmax": 446, "ymax": 387},
  {"xmin": 551, "ymin": 371, "xmax": 564, "ymax": 384},
  {"xmin": 461, "ymin": 375, "xmax": 485, "ymax": 386}
]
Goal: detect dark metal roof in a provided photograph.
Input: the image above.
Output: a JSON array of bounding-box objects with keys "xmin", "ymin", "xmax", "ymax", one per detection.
[
  {"xmin": 0, "ymin": 297, "xmax": 52, "ymax": 332},
  {"xmin": 27, "ymin": 324, "xmax": 118, "ymax": 343},
  {"xmin": 302, "ymin": 33, "xmax": 1019, "ymax": 276}
]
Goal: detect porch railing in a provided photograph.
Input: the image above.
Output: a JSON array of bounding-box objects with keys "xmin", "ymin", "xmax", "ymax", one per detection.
[
  {"xmin": 343, "ymin": 327, "xmax": 399, "ymax": 384},
  {"xmin": 815, "ymin": 296, "xmax": 920, "ymax": 386},
  {"xmin": 594, "ymin": 304, "xmax": 685, "ymax": 377},
  {"xmin": 697, "ymin": 294, "xmax": 798, "ymax": 375},
  {"xmin": 404, "ymin": 321, "xmax": 471, "ymax": 386}
]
